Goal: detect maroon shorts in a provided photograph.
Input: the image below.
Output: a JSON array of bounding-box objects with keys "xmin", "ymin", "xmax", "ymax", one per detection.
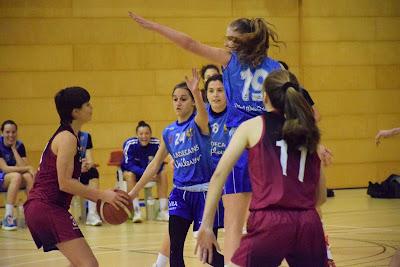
[
  {"xmin": 231, "ymin": 208, "xmax": 327, "ymax": 267},
  {"xmin": 24, "ymin": 199, "xmax": 84, "ymax": 252}
]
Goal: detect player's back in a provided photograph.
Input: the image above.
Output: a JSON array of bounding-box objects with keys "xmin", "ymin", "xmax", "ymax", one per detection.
[
  {"xmin": 248, "ymin": 112, "xmax": 321, "ymax": 211},
  {"xmin": 222, "ymin": 53, "xmax": 281, "ymax": 128},
  {"xmin": 27, "ymin": 124, "xmax": 81, "ymax": 209}
]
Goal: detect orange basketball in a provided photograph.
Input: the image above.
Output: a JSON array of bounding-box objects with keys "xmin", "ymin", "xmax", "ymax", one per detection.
[{"xmin": 96, "ymin": 190, "xmax": 133, "ymax": 225}]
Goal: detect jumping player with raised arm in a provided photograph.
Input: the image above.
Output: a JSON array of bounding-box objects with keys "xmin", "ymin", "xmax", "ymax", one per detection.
[
  {"xmin": 128, "ymin": 13, "xmax": 283, "ymax": 263},
  {"xmin": 196, "ymin": 70, "xmax": 328, "ymax": 266}
]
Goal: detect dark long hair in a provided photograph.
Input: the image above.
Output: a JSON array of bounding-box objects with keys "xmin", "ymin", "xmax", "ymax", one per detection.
[
  {"xmin": 263, "ymin": 70, "xmax": 320, "ymax": 152},
  {"xmin": 228, "ymin": 18, "xmax": 283, "ymax": 68}
]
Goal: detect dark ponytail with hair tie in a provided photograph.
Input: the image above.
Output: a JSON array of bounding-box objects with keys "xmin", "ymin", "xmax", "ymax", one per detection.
[{"xmin": 280, "ymin": 82, "xmax": 299, "ymax": 92}]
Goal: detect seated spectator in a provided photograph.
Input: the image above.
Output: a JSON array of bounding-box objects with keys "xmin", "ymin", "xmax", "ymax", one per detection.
[
  {"xmin": 78, "ymin": 131, "xmax": 102, "ymax": 226},
  {"xmin": 0, "ymin": 120, "xmax": 35, "ymax": 230},
  {"xmin": 121, "ymin": 121, "xmax": 169, "ymax": 223}
]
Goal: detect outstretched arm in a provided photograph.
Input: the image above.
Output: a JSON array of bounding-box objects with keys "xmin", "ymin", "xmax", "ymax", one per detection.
[
  {"xmin": 376, "ymin": 127, "xmax": 400, "ymax": 145},
  {"xmin": 128, "ymin": 12, "xmax": 231, "ymax": 66},
  {"xmin": 128, "ymin": 140, "xmax": 169, "ymax": 199}
]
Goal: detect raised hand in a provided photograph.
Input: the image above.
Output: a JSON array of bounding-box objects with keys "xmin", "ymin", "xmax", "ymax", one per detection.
[
  {"xmin": 185, "ymin": 68, "xmax": 201, "ymax": 97},
  {"xmin": 128, "ymin": 11, "xmax": 156, "ymax": 30}
]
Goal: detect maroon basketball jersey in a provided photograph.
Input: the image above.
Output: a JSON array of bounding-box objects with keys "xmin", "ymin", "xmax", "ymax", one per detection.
[
  {"xmin": 27, "ymin": 124, "xmax": 81, "ymax": 209},
  {"xmin": 248, "ymin": 112, "xmax": 321, "ymax": 211}
]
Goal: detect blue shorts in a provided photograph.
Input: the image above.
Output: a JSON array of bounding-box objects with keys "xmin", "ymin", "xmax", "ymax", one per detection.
[
  {"xmin": 122, "ymin": 164, "xmax": 164, "ymax": 182},
  {"xmin": 224, "ymin": 128, "xmax": 252, "ymax": 194},
  {"xmin": 224, "ymin": 150, "xmax": 252, "ymax": 194},
  {"xmin": 168, "ymin": 187, "xmax": 224, "ymax": 231}
]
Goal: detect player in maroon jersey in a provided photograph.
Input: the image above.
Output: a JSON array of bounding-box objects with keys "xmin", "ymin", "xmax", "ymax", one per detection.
[
  {"xmin": 196, "ymin": 69, "xmax": 328, "ymax": 266},
  {"xmin": 24, "ymin": 87, "xmax": 129, "ymax": 267}
]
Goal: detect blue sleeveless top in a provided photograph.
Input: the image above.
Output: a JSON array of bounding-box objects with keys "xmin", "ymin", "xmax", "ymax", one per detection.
[
  {"xmin": 162, "ymin": 113, "xmax": 212, "ymax": 187},
  {"xmin": 223, "ymin": 52, "xmax": 281, "ymax": 128}
]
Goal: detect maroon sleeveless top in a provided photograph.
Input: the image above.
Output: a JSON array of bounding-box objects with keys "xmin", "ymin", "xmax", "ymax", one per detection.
[
  {"xmin": 248, "ymin": 112, "xmax": 321, "ymax": 211},
  {"xmin": 27, "ymin": 124, "xmax": 81, "ymax": 209}
]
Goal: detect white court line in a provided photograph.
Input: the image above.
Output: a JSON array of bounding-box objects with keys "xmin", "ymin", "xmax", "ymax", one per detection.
[
  {"xmin": 8, "ymin": 250, "xmax": 121, "ymax": 267},
  {"xmin": 1, "ymin": 242, "xmax": 157, "ymax": 262},
  {"xmin": 326, "ymin": 224, "xmax": 400, "ymax": 233}
]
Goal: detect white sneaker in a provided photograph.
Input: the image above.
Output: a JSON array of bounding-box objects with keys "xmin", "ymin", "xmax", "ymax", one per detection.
[
  {"xmin": 132, "ymin": 213, "xmax": 143, "ymax": 223},
  {"xmin": 86, "ymin": 213, "xmax": 102, "ymax": 226},
  {"xmin": 156, "ymin": 210, "xmax": 169, "ymax": 222}
]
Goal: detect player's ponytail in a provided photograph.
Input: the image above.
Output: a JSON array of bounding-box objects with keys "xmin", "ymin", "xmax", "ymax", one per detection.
[
  {"xmin": 263, "ymin": 70, "xmax": 320, "ymax": 153},
  {"xmin": 228, "ymin": 18, "xmax": 283, "ymax": 67}
]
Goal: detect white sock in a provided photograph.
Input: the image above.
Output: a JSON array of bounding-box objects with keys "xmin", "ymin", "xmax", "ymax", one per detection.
[
  {"xmin": 5, "ymin": 204, "xmax": 14, "ymax": 217},
  {"xmin": 133, "ymin": 199, "xmax": 140, "ymax": 213},
  {"xmin": 88, "ymin": 200, "xmax": 96, "ymax": 215},
  {"xmin": 159, "ymin": 198, "xmax": 168, "ymax": 211},
  {"xmin": 155, "ymin": 253, "xmax": 168, "ymax": 267}
]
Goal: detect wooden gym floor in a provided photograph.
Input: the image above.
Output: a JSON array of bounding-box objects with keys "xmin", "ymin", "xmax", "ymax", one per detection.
[{"xmin": 0, "ymin": 189, "xmax": 399, "ymax": 267}]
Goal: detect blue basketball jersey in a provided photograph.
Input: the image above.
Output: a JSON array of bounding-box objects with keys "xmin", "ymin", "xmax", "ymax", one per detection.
[
  {"xmin": 0, "ymin": 136, "xmax": 26, "ymax": 166},
  {"xmin": 121, "ymin": 137, "xmax": 160, "ymax": 177},
  {"xmin": 223, "ymin": 52, "xmax": 281, "ymax": 128},
  {"xmin": 207, "ymin": 104, "xmax": 229, "ymax": 171},
  {"xmin": 162, "ymin": 113, "xmax": 212, "ymax": 187}
]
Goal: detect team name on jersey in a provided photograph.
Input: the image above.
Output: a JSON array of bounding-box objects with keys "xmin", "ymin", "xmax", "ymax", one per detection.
[
  {"xmin": 234, "ymin": 102, "xmax": 266, "ymax": 113},
  {"xmin": 211, "ymin": 141, "xmax": 226, "ymax": 156},
  {"xmin": 174, "ymin": 154, "xmax": 202, "ymax": 169},
  {"xmin": 172, "ymin": 144, "xmax": 199, "ymax": 158}
]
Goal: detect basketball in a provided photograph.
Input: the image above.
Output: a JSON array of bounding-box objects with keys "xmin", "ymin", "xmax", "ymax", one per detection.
[{"xmin": 96, "ymin": 190, "xmax": 133, "ymax": 225}]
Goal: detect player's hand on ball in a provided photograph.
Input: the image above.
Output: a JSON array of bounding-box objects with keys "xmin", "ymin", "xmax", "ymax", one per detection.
[{"xmin": 101, "ymin": 189, "xmax": 130, "ymax": 210}]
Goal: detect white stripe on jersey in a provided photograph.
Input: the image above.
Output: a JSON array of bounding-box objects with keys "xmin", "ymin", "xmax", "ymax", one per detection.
[
  {"xmin": 123, "ymin": 139, "xmax": 138, "ymax": 164},
  {"xmin": 123, "ymin": 138, "xmax": 160, "ymax": 164}
]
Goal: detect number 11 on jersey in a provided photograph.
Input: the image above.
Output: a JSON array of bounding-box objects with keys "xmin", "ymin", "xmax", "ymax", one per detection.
[{"xmin": 276, "ymin": 140, "xmax": 307, "ymax": 182}]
